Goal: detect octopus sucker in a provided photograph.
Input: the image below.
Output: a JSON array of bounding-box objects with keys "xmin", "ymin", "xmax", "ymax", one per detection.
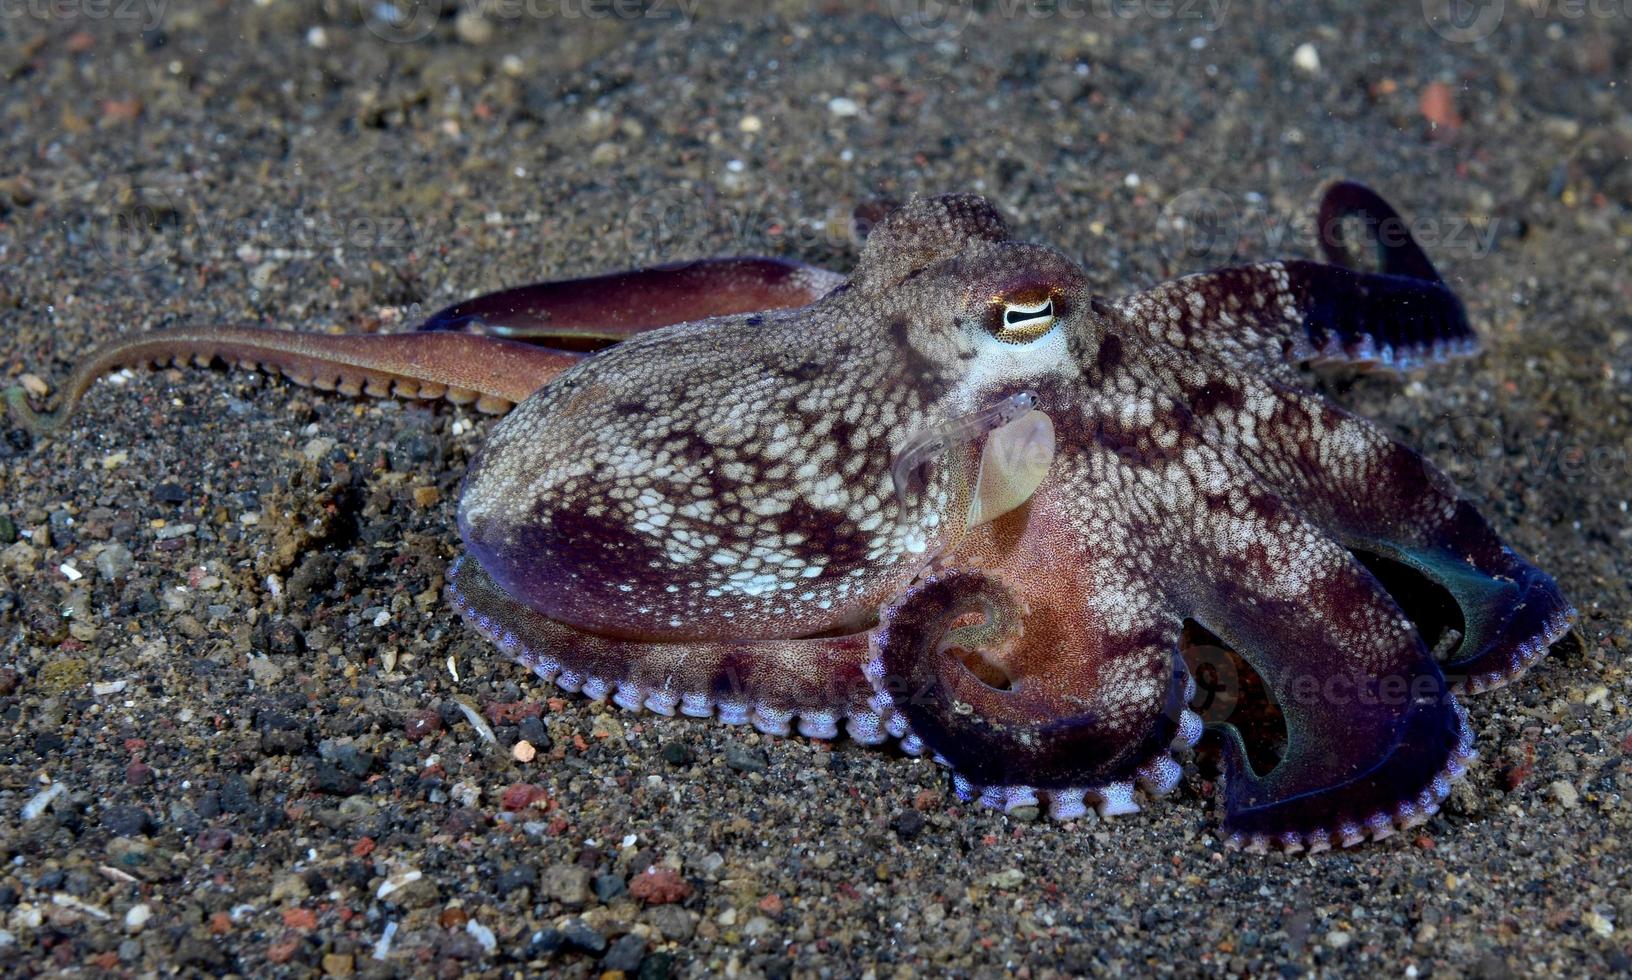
[{"xmin": 10, "ymin": 183, "xmax": 1575, "ymax": 852}]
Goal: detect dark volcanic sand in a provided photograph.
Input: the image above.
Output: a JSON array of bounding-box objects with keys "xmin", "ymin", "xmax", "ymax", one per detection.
[{"xmin": 1, "ymin": 1, "xmax": 1629, "ymax": 976}]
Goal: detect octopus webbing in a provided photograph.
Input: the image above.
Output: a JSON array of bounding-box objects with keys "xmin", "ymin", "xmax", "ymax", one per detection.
[{"xmin": 7, "ymin": 182, "xmax": 1574, "ymax": 852}]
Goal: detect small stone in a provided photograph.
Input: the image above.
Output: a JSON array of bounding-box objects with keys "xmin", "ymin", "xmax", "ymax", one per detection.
[
  {"xmin": 593, "ymin": 873, "xmax": 627, "ymax": 903},
  {"xmin": 645, "ymin": 904, "xmax": 696, "ymax": 941},
  {"xmin": 827, "ymin": 96, "xmax": 860, "ymax": 117},
  {"xmin": 271, "ymin": 874, "xmax": 310, "ymax": 903},
  {"xmin": 500, "ymin": 783, "xmax": 547, "ymax": 811},
  {"xmin": 104, "ymin": 805, "xmax": 155, "ymax": 837},
  {"xmin": 558, "ymin": 918, "xmax": 606, "ymax": 954},
  {"xmin": 321, "ymin": 952, "xmax": 354, "ymax": 976},
  {"xmin": 1292, "ymin": 42, "xmax": 1321, "ymax": 74},
  {"xmin": 629, "ymin": 866, "xmax": 692, "ymax": 905},
  {"xmin": 724, "ymin": 744, "xmax": 767, "ymax": 773},
  {"xmin": 985, "ymin": 868, "xmax": 1025, "ymax": 890},
  {"xmin": 95, "ymin": 543, "xmax": 134, "ymax": 581},
  {"xmin": 123, "ymin": 903, "xmax": 152, "ymax": 933},
  {"xmin": 1326, "ymin": 929, "xmax": 1352, "ymax": 949},
  {"xmin": 454, "ymin": 10, "xmax": 492, "ymax": 44},
  {"xmin": 891, "ymin": 810, "xmax": 926, "ymax": 839},
  {"xmin": 495, "ymin": 865, "xmax": 536, "ymax": 895},
  {"xmin": 638, "ymin": 951, "xmax": 675, "ymax": 980},
  {"xmin": 1550, "ymin": 780, "xmax": 1579, "ymax": 809},
  {"xmin": 511, "ymin": 740, "xmax": 536, "ymax": 763},
  {"xmin": 603, "ymin": 933, "xmax": 647, "ymax": 973},
  {"xmin": 411, "ymin": 485, "xmax": 442, "ymax": 508},
  {"xmin": 738, "ymin": 115, "xmax": 762, "ymax": 133},
  {"xmin": 660, "ymin": 741, "xmax": 695, "ymax": 766},
  {"xmin": 541, "ymin": 864, "xmax": 590, "ymax": 906},
  {"xmin": 404, "ymin": 710, "xmax": 442, "ymax": 742}
]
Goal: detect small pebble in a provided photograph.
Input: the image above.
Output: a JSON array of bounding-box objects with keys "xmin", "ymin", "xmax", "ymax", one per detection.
[
  {"xmin": 603, "ymin": 933, "xmax": 647, "ymax": 973},
  {"xmin": 724, "ymin": 745, "xmax": 767, "ymax": 773},
  {"xmin": 511, "ymin": 739, "xmax": 536, "ymax": 763},
  {"xmin": 1292, "ymin": 42, "xmax": 1321, "ymax": 74},
  {"xmin": 827, "ymin": 96, "xmax": 860, "ymax": 117}
]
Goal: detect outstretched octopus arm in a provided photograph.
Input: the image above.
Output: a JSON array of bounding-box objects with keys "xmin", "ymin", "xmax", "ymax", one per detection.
[
  {"xmin": 1186, "ymin": 489, "xmax": 1472, "ymax": 851},
  {"xmin": 1192, "ymin": 369, "xmax": 1573, "ymax": 692},
  {"xmin": 417, "ymin": 257, "xmax": 843, "ymax": 345},
  {"xmin": 4, "ymin": 327, "xmax": 581, "ymax": 434},
  {"xmin": 1122, "ymin": 181, "xmax": 1477, "ymax": 375},
  {"xmin": 447, "ymin": 554, "xmax": 879, "ymax": 739}
]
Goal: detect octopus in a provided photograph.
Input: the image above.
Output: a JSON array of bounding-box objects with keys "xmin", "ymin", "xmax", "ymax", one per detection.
[{"xmin": 7, "ymin": 182, "xmax": 1574, "ymax": 852}]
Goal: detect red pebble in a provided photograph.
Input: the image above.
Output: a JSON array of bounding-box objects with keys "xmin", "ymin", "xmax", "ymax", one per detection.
[
  {"xmin": 281, "ymin": 908, "xmax": 317, "ymax": 931},
  {"xmin": 352, "ymin": 837, "xmax": 376, "ymax": 858},
  {"xmin": 267, "ymin": 937, "xmax": 301, "ymax": 964},
  {"xmin": 125, "ymin": 762, "xmax": 153, "ymax": 786},
  {"xmin": 404, "ymin": 711, "xmax": 442, "ymax": 742},
  {"xmin": 500, "ymin": 783, "xmax": 547, "ymax": 811},
  {"xmin": 757, "ymin": 893, "xmax": 784, "ymax": 916},
  {"xmin": 628, "ymin": 866, "xmax": 693, "ymax": 905}
]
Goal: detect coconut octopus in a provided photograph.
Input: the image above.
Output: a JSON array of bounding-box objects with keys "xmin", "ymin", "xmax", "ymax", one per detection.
[{"xmin": 7, "ymin": 182, "xmax": 1574, "ymax": 852}]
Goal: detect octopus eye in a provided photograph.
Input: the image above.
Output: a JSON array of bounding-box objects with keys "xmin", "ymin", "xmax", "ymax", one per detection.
[{"xmin": 989, "ymin": 292, "xmax": 1057, "ymax": 344}]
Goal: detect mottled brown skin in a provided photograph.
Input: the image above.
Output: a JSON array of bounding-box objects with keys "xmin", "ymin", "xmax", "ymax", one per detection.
[{"xmin": 7, "ymin": 184, "xmax": 1574, "ymax": 852}]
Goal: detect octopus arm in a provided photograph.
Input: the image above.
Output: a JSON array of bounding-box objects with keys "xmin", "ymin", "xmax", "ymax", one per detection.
[
  {"xmin": 869, "ymin": 481, "xmax": 1197, "ymax": 815},
  {"xmin": 1194, "ymin": 371, "xmax": 1574, "ymax": 693},
  {"xmin": 4, "ymin": 327, "xmax": 579, "ymax": 434},
  {"xmin": 448, "ymin": 554, "xmax": 875, "ymax": 738},
  {"xmin": 416, "ymin": 257, "xmax": 843, "ymax": 345},
  {"xmin": 1185, "ymin": 487, "xmax": 1472, "ymax": 851},
  {"xmin": 1118, "ymin": 182, "xmax": 1477, "ymax": 375}
]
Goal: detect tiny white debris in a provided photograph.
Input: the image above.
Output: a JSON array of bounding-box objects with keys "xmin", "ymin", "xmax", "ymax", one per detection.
[
  {"xmin": 376, "ymin": 870, "xmax": 423, "ymax": 901},
  {"xmin": 465, "ymin": 918, "xmax": 497, "ymax": 954},
  {"xmin": 621, "ymin": 833, "xmax": 638, "ymax": 848},
  {"xmin": 1123, "ymin": 172, "xmax": 1141, "ymax": 188},
  {"xmin": 306, "ymin": 26, "xmax": 328, "ymax": 49},
  {"xmin": 373, "ymin": 920, "xmax": 399, "ymax": 960},
  {"xmin": 372, "ymin": 609, "xmax": 391, "ymax": 628},
  {"xmin": 447, "ymin": 655, "xmax": 461, "ymax": 682},
  {"xmin": 92, "ymin": 680, "xmax": 128, "ymax": 696},
  {"xmin": 739, "ymin": 114, "xmax": 763, "ymax": 133},
  {"xmin": 1293, "ymin": 42, "xmax": 1321, "ymax": 74},
  {"xmin": 827, "ymin": 96, "xmax": 860, "ymax": 117},
  {"xmin": 124, "ymin": 903, "xmax": 152, "ymax": 932},
  {"xmin": 453, "ymin": 699, "xmax": 495, "ymax": 744},
  {"xmin": 53, "ymin": 894, "xmax": 111, "ymax": 920},
  {"xmin": 60, "ymin": 563, "xmax": 82, "ymax": 582},
  {"xmin": 22, "ymin": 782, "xmax": 66, "ymax": 821}
]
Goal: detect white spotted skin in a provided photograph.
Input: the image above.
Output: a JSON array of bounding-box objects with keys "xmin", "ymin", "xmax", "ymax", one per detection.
[{"xmin": 459, "ymin": 213, "xmax": 1094, "ymax": 643}]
